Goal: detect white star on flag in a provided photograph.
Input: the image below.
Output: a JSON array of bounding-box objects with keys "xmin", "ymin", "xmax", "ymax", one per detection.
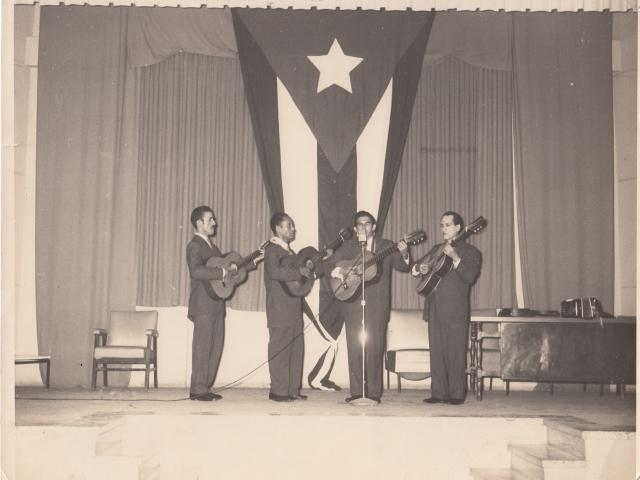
[{"xmin": 307, "ymin": 39, "xmax": 363, "ymax": 94}]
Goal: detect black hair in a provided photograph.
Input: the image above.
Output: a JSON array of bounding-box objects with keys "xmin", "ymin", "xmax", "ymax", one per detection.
[
  {"xmin": 441, "ymin": 211, "xmax": 465, "ymax": 230},
  {"xmin": 353, "ymin": 210, "xmax": 376, "ymax": 226},
  {"xmin": 270, "ymin": 212, "xmax": 292, "ymax": 234},
  {"xmin": 190, "ymin": 205, "xmax": 214, "ymax": 229}
]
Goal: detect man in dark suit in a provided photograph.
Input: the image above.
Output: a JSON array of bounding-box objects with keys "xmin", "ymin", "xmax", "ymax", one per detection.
[
  {"xmin": 325, "ymin": 211, "xmax": 410, "ymax": 404},
  {"xmin": 186, "ymin": 205, "xmax": 262, "ymax": 401},
  {"xmin": 412, "ymin": 211, "xmax": 481, "ymax": 405},
  {"xmin": 263, "ymin": 213, "xmax": 313, "ymax": 402}
]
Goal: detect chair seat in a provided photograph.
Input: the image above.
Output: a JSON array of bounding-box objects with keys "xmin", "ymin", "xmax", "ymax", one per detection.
[
  {"xmin": 389, "ymin": 350, "xmax": 430, "ymax": 372},
  {"xmin": 94, "ymin": 346, "xmax": 147, "ymax": 359}
]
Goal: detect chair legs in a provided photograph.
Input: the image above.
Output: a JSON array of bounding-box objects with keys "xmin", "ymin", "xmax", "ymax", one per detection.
[
  {"xmin": 154, "ymin": 362, "xmax": 158, "ymax": 388},
  {"xmin": 91, "ymin": 360, "xmax": 159, "ymax": 390},
  {"xmin": 144, "ymin": 360, "xmax": 151, "ymax": 390},
  {"xmin": 91, "ymin": 360, "xmax": 97, "ymax": 391}
]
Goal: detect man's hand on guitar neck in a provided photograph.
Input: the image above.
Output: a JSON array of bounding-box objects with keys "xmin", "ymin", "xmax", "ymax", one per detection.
[
  {"xmin": 254, "ymin": 247, "xmax": 265, "ymax": 266},
  {"xmin": 443, "ymin": 244, "xmax": 461, "ymax": 268}
]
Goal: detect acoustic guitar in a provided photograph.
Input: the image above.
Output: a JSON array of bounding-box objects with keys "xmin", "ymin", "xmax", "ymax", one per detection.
[
  {"xmin": 415, "ymin": 216, "xmax": 487, "ymax": 297},
  {"xmin": 283, "ymin": 228, "xmax": 352, "ymax": 297},
  {"xmin": 207, "ymin": 240, "xmax": 269, "ymax": 299},
  {"xmin": 329, "ymin": 230, "xmax": 427, "ymax": 302}
]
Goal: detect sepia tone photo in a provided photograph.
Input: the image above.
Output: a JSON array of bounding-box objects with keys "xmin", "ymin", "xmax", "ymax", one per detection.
[{"xmin": 2, "ymin": 0, "xmax": 636, "ymax": 478}]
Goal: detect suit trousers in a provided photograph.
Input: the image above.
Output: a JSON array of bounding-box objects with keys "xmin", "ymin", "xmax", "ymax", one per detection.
[
  {"xmin": 345, "ymin": 312, "xmax": 386, "ymax": 399},
  {"xmin": 428, "ymin": 318, "xmax": 469, "ymax": 400},
  {"xmin": 190, "ymin": 313, "xmax": 225, "ymax": 395},
  {"xmin": 268, "ymin": 322, "xmax": 304, "ymax": 397}
]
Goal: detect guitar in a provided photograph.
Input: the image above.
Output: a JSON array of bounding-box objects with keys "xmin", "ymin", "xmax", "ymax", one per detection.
[
  {"xmin": 207, "ymin": 240, "xmax": 269, "ymax": 299},
  {"xmin": 283, "ymin": 228, "xmax": 352, "ymax": 297},
  {"xmin": 329, "ymin": 230, "xmax": 427, "ymax": 302},
  {"xmin": 415, "ymin": 216, "xmax": 487, "ymax": 297}
]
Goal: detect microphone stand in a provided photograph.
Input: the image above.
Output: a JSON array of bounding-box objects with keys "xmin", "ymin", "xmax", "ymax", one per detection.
[{"xmin": 350, "ymin": 239, "xmax": 378, "ymax": 406}]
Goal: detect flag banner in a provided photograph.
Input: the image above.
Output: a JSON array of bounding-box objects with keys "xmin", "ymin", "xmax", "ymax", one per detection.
[
  {"xmin": 233, "ymin": 8, "xmax": 434, "ymax": 380},
  {"xmin": 236, "ymin": 9, "xmax": 432, "ymax": 172}
]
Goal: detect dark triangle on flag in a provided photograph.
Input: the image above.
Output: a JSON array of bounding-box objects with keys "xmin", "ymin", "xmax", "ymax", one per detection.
[
  {"xmin": 234, "ymin": 9, "xmax": 433, "ymax": 173},
  {"xmin": 317, "ymin": 145, "xmax": 357, "ymax": 339}
]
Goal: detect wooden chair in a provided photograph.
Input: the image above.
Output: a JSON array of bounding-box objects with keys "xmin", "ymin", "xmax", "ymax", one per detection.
[{"xmin": 91, "ymin": 310, "xmax": 159, "ymax": 390}]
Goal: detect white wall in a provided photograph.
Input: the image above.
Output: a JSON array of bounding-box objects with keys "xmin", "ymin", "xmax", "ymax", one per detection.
[
  {"xmin": 130, "ymin": 306, "xmax": 352, "ymax": 389},
  {"xmin": 612, "ymin": 13, "xmax": 637, "ymax": 316}
]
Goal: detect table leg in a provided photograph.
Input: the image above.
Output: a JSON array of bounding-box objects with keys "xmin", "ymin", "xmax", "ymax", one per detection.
[
  {"xmin": 45, "ymin": 359, "xmax": 51, "ymax": 389},
  {"xmin": 470, "ymin": 322, "xmax": 481, "ymax": 400}
]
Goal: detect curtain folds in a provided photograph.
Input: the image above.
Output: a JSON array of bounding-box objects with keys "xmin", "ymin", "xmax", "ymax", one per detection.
[
  {"xmin": 127, "ymin": 7, "xmax": 237, "ymax": 67},
  {"xmin": 36, "ymin": 6, "xmax": 138, "ymax": 386},
  {"xmin": 135, "ymin": 52, "xmax": 269, "ymax": 311},
  {"xmin": 513, "ymin": 12, "xmax": 614, "ymax": 311},
  {"xmin": 386, "ymin": 57, "xmax": 514, "ymax": 310},
  {"xmin": 376, "ymin": 15, "xmax": 435, "ymax": 235}
]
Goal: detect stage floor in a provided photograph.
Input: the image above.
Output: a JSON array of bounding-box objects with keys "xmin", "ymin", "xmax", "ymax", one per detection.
[{"xmin": 16, "ymin": 386, "xmax": 635, "ymax": 430}]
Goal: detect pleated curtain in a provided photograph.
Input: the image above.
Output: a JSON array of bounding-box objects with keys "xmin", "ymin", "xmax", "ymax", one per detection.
[
  {"xmin": 136, "ymin": 53, "xmax": 269, "ymax": 311},
  {"xmin": 386, "ymin": 57, "xmax": 515, "ymax": 311}
]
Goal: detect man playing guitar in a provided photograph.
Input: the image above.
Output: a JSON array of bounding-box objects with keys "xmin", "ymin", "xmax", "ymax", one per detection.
[
  {"xmin": 324, "ymin": 210, "xmax": 411, "ymax": 404},
  {"xmin": 411, "ymin": 211, "xmax": 482, "ymax": 405}
]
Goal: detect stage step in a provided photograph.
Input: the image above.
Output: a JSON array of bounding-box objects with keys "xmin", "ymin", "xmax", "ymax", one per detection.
[
  {"xmin": 90, "ymin": 415, "xmax": 547, "ymax": 480},
  {"xmin": 469, "ymin": 468, "xmax": 513, "ymax": 480},
  {"xmin": 69, "ymin": 455, "xmax": 142, "ymax": 480},
  {"xmin": 16, "ymin": 425, "xmax": 118, "ymax": 480},
  {"xmin": 499, "ymin": 418, "xmax": 636, "ymax": 480},
  {"xmin": 138, "ymin": 459, "xmax": 200, "ymax": 480},
  {"xmin": 544, "ymin": 418, "xmax": 586, "ymax": 458},
  {"xmin": 508, "ymin": 443, "xmax": 585, "ymax": 480}
]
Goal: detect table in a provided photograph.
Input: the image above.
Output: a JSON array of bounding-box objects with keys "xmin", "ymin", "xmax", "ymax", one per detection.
[
  {"xmin": 469, "ymin": 316, "xmax": 635, "ymax": 400},
  {"xmin": 15, "ymin": 354, "xmax": 51, "ymax": 388}
]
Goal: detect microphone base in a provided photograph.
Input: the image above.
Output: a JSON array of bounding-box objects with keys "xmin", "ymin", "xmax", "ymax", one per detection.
[{"xmin": 349, "ymin": 397, "xmax": 379, "ymax": 406}]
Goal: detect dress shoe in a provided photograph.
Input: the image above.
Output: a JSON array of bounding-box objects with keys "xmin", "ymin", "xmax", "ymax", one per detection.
[
  {"xmin": 320, "ymin": 379, "xmax": 342, "ymax": 391},
  {"xmin": 269, "ymin": 392, "xmax": 293, "ymax": 402},
  {"xmin": 423, "ymin": 397, "xmax": 445, "ymax": 404},
  {"xmin": 190, "ymin": 392, "xmax": 215, "ymax": 401},
  {"xmin": 345, "ymin": 394, "xmax": 363, "ymax": 403},
  {"xmin": 309, "ymin": 382, "xmax": 328, "ymax": 391},
  {"xmin": 209, "ymin": 393, "xmax": 223, "ymax": 401},
  {"xmin": 447, "ymin": 398, "xmax": 465, "ymax": 405},
  {"xmin": 289, "ymin": 394, "xmax": 308, "ymax": 401}
]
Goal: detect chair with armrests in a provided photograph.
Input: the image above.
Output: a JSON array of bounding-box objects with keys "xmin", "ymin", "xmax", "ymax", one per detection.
[
  {"xmin": 385, "ymin": 310, "xmax": 430, "ymax": 392},
  {"xmin": 91, "ymin": 310, "xmax": 159, "ymax": 390}
]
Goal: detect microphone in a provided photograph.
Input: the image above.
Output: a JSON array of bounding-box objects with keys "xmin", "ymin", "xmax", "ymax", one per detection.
[{"xmin": 357, "ymin": 230, "xmax": 367, "ymax": 246}]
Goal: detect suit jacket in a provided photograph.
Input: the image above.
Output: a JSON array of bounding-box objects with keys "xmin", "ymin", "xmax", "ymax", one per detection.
[
  {"xmin": 418, "ymin": 240, "xmax": 482, "ymax": 323},
  {"xmin": 324, "ymin": 237, "xmax": 410, "ymax": 324},
  {"xmin": 263, "ymin": 242, "xmax": 304, "ymax": 328},
  {"xmin": 186, "ymin": 235, "xmax": 225, "ymax": 320}
]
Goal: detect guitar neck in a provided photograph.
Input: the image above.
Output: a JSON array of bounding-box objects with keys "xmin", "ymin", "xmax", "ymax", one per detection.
[
  {"xmin": 238, "ymin": 249, "xmax": 261, "ymax": 268},
  {"xmin": 451, "ymin": 218, "xmax": 485, "ymax": 246},
  {"xmin": 364, "ymin": 243, "xmax": 399, "ymax": 269},
  {"xmin": 451, "ymin": 228, "xmax": 474, "ymax": 246}
]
